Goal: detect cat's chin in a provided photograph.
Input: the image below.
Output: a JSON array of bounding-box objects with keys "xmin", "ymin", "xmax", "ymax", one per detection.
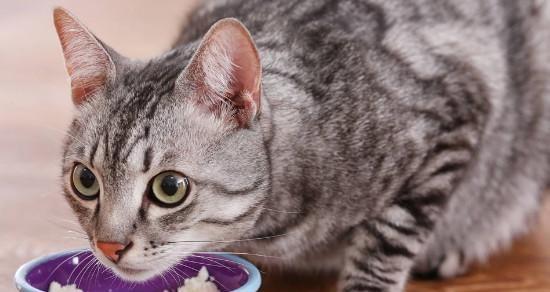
[{"xmin": 109, "ymin": 265, "xmax": 161, "ymax": 282}]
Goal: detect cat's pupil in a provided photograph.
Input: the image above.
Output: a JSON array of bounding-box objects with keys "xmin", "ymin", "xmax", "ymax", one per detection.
[
  {"xmin": 161, "ymin": 175, "xmax": 180, "ymax": 196},
  {"xmin": 80, "ymin": 168, "xmax": 96, "ymax": 188}
]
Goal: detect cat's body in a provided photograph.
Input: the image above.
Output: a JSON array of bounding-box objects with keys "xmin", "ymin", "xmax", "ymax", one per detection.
[
  {"xmin": 54, "ymin": 0, "xmax": 550, "ymax": 291},
  {"xmin": 187, "ymin": 0, "xmax": 550, "ymax": 279}
]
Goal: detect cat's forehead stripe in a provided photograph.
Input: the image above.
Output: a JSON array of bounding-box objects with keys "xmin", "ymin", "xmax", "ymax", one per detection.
[
  {"xmin": 89, "ymin": 138, "xmax": 100, "ymax": 168},
  {"xmin": 143, "ymin": 147, "xmax": 153, "ymax": 173},
  {"xmin": 97, "ymin": 56, "xmax": 188, "ymax": 166},
  {"xmin": 103, "ymin": 130, "xmax": 110, "ymax": 164},
  {"xmin": 120, "ymin": 127, "xmax": 150, "ymax": 164}
]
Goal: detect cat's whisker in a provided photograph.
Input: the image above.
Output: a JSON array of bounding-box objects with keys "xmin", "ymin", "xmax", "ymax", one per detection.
[
  {"xmin": 167, "ymin": 232, "xmax": 291, "ymax": 244},
  {"xmin": 62, "ymin": 236, "xmax": 88, "ymax": 242},
  {"xmin": 66, "ymin": 229, "xmax": 87, "ymax": 236},
  {"xmin": 91, "ymin": 259, "xmax": 102, "ymax": 287},
  {"xmin": 61, "ymin": 234, "xmax": 89, "ymax": 241},
  {"xmin": 167, "ymin": 266, "xmax": 182, "ymax": 283},
  {"xmin": 47, "ymin": 218, "xmax": 88, "ymax": 240},
  {"xmin": 171, "ymin": 266, "xmax": 193, "ymax": 288},
  {"xmin": 103, "ymin": 265, "xmax": 118, "ymax": 284},
  {"xmin": 75, "ymin": 256, "xmax": 96, "ymax": 288},
  {"xmin": 165, "ymin": 267, "xmax": 180, "ymax": 286},
  {"xmin": 48, "ymin": 217, "xmax": 81, "ymax": 225},
  {"xmin": 105, "ymin": 271, "xmax": 118, "ymax": 281},
  {"xmin": 102, "ymin": 265, "xmax": 114, "ymax": 278},
  {"xmin": 67, "ymin": 229, "xmax": 87, "ymax": 235},
  {"xmin": 177, "ymin": 250, "xmax": 282, "ymax": 259},
  {"xmin": 188, "ymin": 253, "xmax": 267, "ymax": 274},
  {"xmin": 158, "ymin": 268, "xmax": 170, "ymax": 288},
  {"xmin": 184, "ymin": 253, "xmax": 245, "ymax": 265},
  {"xmin": 45, "ymin": 250, "xmax": 89, "ymax": 283},
  {"xmin": 145, "ymin": 250, "xmax": 241, "ymax": 273},
  {"xmin": 92, "ymin": 258, "xmax": 103, "ymax": 283},
  {"xmin": 71, "ymin": 254, "xmax": 94, "ymax": 285},
  {"xmin": 62, "ymin": 232, "xmax": 87, "ymax": 237},
  {"xmin": 183, "ymin": 258, "xmax": 227, "ymax": 268},
  {"xmin": 67, "ymin": 253, "xmax": 95, "ymax": 284},
  {"xmin": 186, "ymin": 254, "xmax": 237, "ymax": 271},
  {"xmin": 173, "ymin": 252, "xmax": 267, "ymax": 274},
  {"xmin": 172, "ymin": 265, "xmax": 191, "ymax": 279},
  {"xmin": 187, "ymin": 255, "xmax": 233, "ymax": 271},
  {"xmin": 60, "ymin": 229, "xmax": 89, "ymax": 242},
  {"xmin": 260, "ymin": 207, "xmax": 302, "ymax": 214},
  {"xmin": 127, "ymin": 281, "xmax": 135, "ymax": 291},
  {"xmin": 88, "ymin": 260, "xmax": 98, "ymax": 288},
  {"xmin": 148, "ymin": 251, "xmax": 237, "ymax": 273},
  {"xmin": 131, "ymin": 249, "xmax": 234, "ymax": 273}
]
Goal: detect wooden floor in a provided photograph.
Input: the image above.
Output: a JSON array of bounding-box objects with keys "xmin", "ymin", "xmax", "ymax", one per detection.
[{"xmin": 1, "ymin": 1, "xmax": 549, "ymax": 291}]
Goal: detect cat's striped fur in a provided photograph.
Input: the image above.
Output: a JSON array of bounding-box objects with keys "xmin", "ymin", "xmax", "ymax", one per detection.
[{"xmin": 56, "ymin": 0, "xmax": 550, "ymax": 291}]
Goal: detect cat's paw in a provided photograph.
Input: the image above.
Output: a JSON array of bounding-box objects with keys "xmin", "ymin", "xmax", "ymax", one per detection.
[{"xmin": 412, "ymin": 250, "xmax": 468, "ymax": 279}]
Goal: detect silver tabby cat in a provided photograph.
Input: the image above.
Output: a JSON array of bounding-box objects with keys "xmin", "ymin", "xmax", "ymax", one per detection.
[{"xmin": 53, "ymin": 0, "xmax": 550, "ymax": 291}]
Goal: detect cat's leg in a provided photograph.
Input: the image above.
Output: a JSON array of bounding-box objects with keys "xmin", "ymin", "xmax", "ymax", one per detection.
[
  {"xmin": 339, "ymin": 204, "xmax": 442, "ymax": 292},
  {"xmin": 340, "ymin": 142, "xmax": 474, "ymax": 291}
]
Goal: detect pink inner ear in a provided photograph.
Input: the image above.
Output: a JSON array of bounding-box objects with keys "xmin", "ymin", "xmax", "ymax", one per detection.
[
  {"xmin": 53, "ymin": 8, "xmax": 112, "ymax": 105},
  {"xmin": 219, "ymin": 31, "xmax": 261, "ymax": 102},
  {"xmin": 197, "ymin": 19, "xmax": 262, "ymax": 126},
  {"xmin": 70, "ymin": 76, "xmax": 105, "ymax": 104}
]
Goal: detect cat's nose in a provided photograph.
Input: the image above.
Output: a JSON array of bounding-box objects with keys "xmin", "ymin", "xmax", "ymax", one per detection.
[{"xmin": 96, "ymin": 241, "xmax": 133, "ymax": 263}]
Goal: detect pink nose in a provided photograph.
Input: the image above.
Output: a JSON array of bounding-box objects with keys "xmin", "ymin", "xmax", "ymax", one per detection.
[{"xmin": 96, "ymin": 241, "xmax": 130, "ymax": 263}]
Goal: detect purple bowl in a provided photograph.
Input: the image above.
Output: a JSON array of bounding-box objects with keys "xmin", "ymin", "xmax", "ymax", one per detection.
[{"xmin": 14, "ymin": 249, "xmax": 261, "ymax": 292}]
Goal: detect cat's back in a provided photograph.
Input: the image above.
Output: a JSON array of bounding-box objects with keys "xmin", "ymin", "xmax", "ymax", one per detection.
[
  {"xmin": 174, "ymin": 0, "xmax": 550, "ymax": 154},
  {"xmin": 174, "ymin": 0, "xmax": 530, "ymax": 110},
  {"xmin": 174, "ymin": 0, "xmax": 550, "ymax": 159},
  {"xmin": 177, "ymin": 0, "xmax": 512, "ymax": 47}
]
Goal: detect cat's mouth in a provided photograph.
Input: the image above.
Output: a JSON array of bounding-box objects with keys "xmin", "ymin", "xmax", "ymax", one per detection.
[
  {"xmin": 90, "ymin": 243, "xmax": 174, "ymax": 282},
  {"xmin": 93, "ymin": 251, "xmax": 159, "ymax": 282}
]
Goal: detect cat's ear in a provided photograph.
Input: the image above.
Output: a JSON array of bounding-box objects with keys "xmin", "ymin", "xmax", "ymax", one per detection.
[
  {"xmin": 176, "ymin": 18, "xmax": 262, "ymax": 128},
  {"xmin": 53, "ymin": 7, "xmax": 115, "ymax": 105}
]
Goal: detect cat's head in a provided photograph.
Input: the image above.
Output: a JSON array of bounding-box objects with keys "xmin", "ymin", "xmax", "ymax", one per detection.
[{"xmin": 53, "ymin": 8, "xmax": 269, "ymax": 281}]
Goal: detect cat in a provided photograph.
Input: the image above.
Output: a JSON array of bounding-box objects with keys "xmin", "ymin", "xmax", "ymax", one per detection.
[{"xmin": 53, "ymin": 0, "xmax": 550, "ymax": 291}]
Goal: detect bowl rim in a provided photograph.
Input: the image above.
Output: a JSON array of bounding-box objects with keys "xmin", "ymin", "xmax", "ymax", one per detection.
[{"xmin": 14, "ymin": 248, "xmax": 261, "ymax": 292}]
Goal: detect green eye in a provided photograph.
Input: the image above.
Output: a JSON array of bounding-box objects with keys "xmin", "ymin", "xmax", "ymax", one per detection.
[
  {"xmin": 150, "ymin": 171, "xmax": 190, "ymax": 207},
  {"xmin": 71, "ymin": 163, "xmax": 100, "ymax": 200}
]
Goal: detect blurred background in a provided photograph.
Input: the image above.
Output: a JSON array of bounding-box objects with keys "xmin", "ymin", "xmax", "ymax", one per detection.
[{"xmin": 1, "ymin": 1, "xmax": 550, "ymax": 291}]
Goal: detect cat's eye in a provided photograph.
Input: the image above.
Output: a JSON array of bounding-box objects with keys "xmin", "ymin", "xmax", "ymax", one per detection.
[
  {"xmin": 71, "ymin": 163, "xmax": 100, "ymax": 200},
  {"xmin": 149, "ymin": 171, "xmax": 190, "ymax": 207}
]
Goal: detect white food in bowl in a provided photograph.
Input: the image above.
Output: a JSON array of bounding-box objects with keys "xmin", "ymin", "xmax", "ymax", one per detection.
[
  {"xmin": 48, "ymin": 282, "xmax": 82, "ymax": 292},
  {"xmin": 177, "ymin": 266, "xmax": 219, "ymax": 292},
  {"xmin": 48, "ymin": 266, "xmax": 219, "ymax": 292}
]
